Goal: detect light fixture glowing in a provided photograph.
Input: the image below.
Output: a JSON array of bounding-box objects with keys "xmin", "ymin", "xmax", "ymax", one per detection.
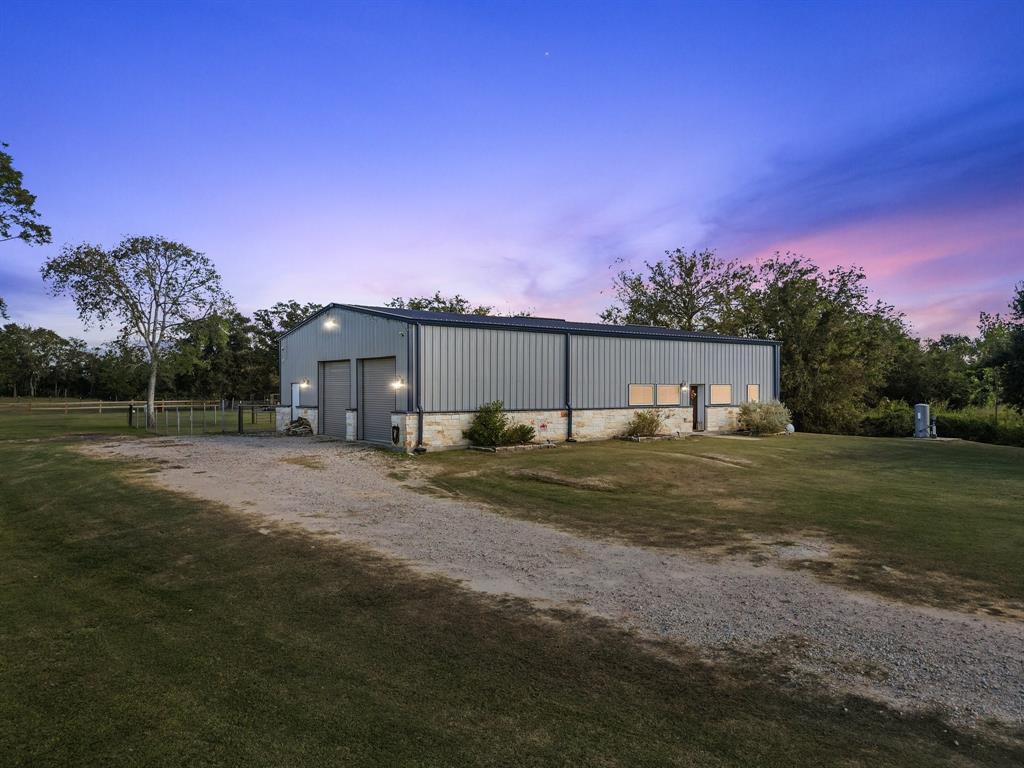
[
  {"xmin": 300, "ymin": 379, "xmax": 310, "ymax": 389},
  {"xmin": 390, "ymin": 378, "xmax": 406, "ymax": 390},
  {"xmin": 324, "ymin": 318, "xmax": 338, "ymax": 329}
]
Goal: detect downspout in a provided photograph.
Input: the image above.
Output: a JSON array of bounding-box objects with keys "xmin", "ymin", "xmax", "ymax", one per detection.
[
  {"xmin": 414, "ymin": 322, "xmax": 425, "ymax": 453},
  {"xmin": 565, "ymin": 332, "xmax": 575, "ymax": 441},
  {"xmin": 773, "ymin": 343, "xmax": 782, "ymax": 401}
]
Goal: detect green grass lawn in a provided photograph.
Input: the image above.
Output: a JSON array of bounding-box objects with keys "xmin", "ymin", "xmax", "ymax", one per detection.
[
  {"xmin": 0, "ymin": 407, "xmax": 273, "ymax": 440},
  {"xmin": 3, "ymin": 437, "xmax": 1022, "ymax": 765},
  {"xmin": 425, "ymin": 434, "xmax": 1024, "ymax": 611}
]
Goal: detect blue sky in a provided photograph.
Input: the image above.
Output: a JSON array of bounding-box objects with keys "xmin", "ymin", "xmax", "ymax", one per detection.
[{"xmin": 3, "ymin": 0, "xmax": 1022, "ymax": 341}]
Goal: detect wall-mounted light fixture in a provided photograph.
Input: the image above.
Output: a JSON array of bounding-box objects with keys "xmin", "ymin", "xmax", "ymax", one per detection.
[
  {"xmin": 323, "ymin": 318, "xmax": 338, "ymax": 329},
  {"xmin": 390, "ymin": 377, "xmax": 406, "ymax": 390},
  {"xmin": 300, "ymin": 379, "xmax": 311, "ymax": 389}
]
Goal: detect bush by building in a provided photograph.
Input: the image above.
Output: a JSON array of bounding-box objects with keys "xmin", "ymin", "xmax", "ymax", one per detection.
[
  {"xmin": 463, "ymin": 401, "xmax": 536, "ymax": 447},
  {"xmin": 737, "ymin": 400, "xmax": 791, "ymax": 435},
  {"xmin": 624, "ymin": 409, "xmax": 665, "ymax": 437}
]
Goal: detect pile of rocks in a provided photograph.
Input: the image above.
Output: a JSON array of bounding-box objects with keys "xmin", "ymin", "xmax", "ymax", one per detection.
[{"xmin": 284, "ymin": 417, "xmax": 313, "ymax": 436}]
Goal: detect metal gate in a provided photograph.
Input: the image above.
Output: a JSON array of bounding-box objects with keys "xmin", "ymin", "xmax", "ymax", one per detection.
[
  {"xmin": 360, "ymin": 357, "xmax": 395, "ymax": 443},
  {"xmin": 321, "ymin": 361, "xmax": 350, "ymax": 438}
]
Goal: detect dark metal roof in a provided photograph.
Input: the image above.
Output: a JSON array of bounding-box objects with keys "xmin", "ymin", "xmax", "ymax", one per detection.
[{"xmin": 321, "ymin": 304, "xmax": 779, "ymax": 346}]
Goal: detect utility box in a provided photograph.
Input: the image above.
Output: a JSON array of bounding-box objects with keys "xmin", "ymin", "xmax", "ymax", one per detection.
[{"xmin": 914, "ymin": 403, "xmax": 930, "ymax": 438}]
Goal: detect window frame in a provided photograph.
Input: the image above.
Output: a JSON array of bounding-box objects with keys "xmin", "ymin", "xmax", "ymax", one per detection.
[
  {"xmin": 709, "ymin": 384, "xmax": 733, "ymax": 405},
  {"xmin": 628, "ymin": 383, "xmax": 655, "ymax": 406},
  {"xmin": 656, "ymin": 384, "xmax": 681, "ymax": 406},
  {"xmin": 747, "ymin": 384, "xmax": 760, "ymax": 402}
]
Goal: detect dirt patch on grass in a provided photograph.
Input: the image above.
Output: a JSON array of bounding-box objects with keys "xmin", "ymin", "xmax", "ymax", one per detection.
[
  {"xmin": 279, "ymin": 455, "xmax": 326, "ymax": 470},
  {"xmin": 506, "ymin": 468, "xmax": 618, "ymax": 491}
]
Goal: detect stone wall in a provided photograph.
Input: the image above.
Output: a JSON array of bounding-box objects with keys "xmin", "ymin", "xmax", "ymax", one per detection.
[
  {"xmin": 705, "ymin": 406, "xmax": 739, "ymax": 432},
  {"xmin": 408, "ymin": 406, "xmax": 721, "ymax": 452},
  {"xmin": 280, "ymin": 405, "xmax": 740, "ymax": 451},
  {"xmin": 572, "ymin": 407, "xmax": 693, "ymax": 441}
]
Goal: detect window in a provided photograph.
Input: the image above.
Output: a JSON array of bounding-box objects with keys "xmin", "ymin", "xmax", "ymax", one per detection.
[
  {"xmin": 656, "ymin": 384, "xmax": 681, "ymax": 405},
  {"xmin": 709, "ymin": 384, "xmax": 732, "ymax": 405},
  {"xmin": 747, "ymin": 384, "xmax": 760, "ymax": 402},
  {"xmin": 628, "ymin": 384, "xmax": 654, "ymax": 406}
]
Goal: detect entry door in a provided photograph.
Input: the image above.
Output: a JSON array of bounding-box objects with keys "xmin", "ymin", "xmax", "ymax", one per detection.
[
  {"xmin": 360, "ymin": 357, "xmax": 396, "ymax": 443},
  {"xmin": 690, "ymin": 385, "xmax": 703, "ymax": 431},
  {"xmin": 321, "ymin": 361, "xmax": 351, "ymax": 438},
  {"xmin": 291, "ymin": 382, "xmax": 301, "ymax": 422}
]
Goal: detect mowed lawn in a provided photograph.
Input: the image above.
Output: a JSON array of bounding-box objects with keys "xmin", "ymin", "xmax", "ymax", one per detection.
[
  {"xmin": 0, "ymin": 405, "xmax": 268, "ymax": 440},
  {"xmin": 3, "ymin": 438, "xmax": 1023, "ymax": 765},
  {"xmin": 426, "ymin": 434, "xmax": 1024, "ymax": 610}
]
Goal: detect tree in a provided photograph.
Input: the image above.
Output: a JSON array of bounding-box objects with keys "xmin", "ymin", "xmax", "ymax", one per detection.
[
  {"xmin": 744, "ymin": 255, "xmax": 906, "ymax": 433},
  {"xmin": 600, "ymin": 248, "xmax": 755, "ymax": 334},
  {"xmin": 251, "ymin": 300, "xmax": 324, "ymax": 397},
  {"xmin": 1, "ymin": 142, "xmax": 52, "ymax": 318},
  {"xmin": 992, "ymin": 282, "xmax": 1024, "ymax": 410},
  {"xmin": 387, "ymin": 292, "xmax": 493, "ymax": 315},
  {"xmin": 41, "ymin": 236, "xmax": 228, "ymax": 425}
]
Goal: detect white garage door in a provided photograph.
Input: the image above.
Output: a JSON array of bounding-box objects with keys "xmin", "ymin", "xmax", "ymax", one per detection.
[
  {"xmin": 321, "ymin": 361, "xmax": 350, "ymax": 438},
  {"xmin": 360, "ymin": 357, "xmax": 396, "ymax": 443}
]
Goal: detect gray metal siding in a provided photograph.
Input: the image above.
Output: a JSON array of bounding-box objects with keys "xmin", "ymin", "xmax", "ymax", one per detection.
[
  {"xmin": 570, "ymin": 335, "xmax": 775, "ymax": 409},
  {"xmin": 279, "ymin": 308, "xmax": 410, "ymax": 408},
  {"xmin": 320, "ymin": 361, "xmax": 350, "ymax": 437},
  {"xmin": 420, "ymin": 326, "xmax": 565, "ymax": 411},
  {"xmin": 360, "ymin": 357, "xmax": 396, "ymax": 442}
]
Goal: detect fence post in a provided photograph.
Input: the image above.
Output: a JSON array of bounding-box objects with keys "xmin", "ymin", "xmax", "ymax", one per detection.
[
  {"xmin": 127, "ymin": 403, "xmax": 133, "ymax": 427},
  {"xmin": 176, "ymin": 408, "xmax": 180, "ymax": 434},
  {"xmin": 238, "ymin": 405, "xmax": 243, "ymax": 434}
]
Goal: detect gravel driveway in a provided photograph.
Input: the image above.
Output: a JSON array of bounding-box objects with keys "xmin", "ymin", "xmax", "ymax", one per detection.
[{"xmin": 83, "ymin": 435, "xmax": 1024, "ymax": 726}]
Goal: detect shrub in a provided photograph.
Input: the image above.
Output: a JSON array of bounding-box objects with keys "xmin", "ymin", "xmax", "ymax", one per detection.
[
  {"xmin": 737, "ymin": 400, "xmax": 791, "ymax": 435},
  {"xmin": 463, "ymin": 401, "xmax": 536, "ymax": 446},
  {"xmin": 624, "ymin": 409, "xmax": 664, "ymax": 437},
  {"xmin": 934, "ymin": 408, "xmax": 1024, "ymax": 448},
  {"xmin": 464, "ymin": 401, "xmax": 510, "ymax": 446},
  {"xmin": 858, "ymin": 398, "xmax": 913, "ymax": 437},
  {"xmin": 503, "ymin": 423, "xmax": 536, "ymax": 445}
]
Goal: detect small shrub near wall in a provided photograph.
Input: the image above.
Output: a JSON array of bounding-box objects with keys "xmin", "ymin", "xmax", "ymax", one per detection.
[
  {"xmin": 624, "ymin": 409, "xmax": 665, "ymax": 437},
  {"xmin": 737, "ymin": 400, "xmax": 791, "ymax": 435},
  {"xmin": 463, "ymin": 401, "xmax": 537, "ymax": 447}
]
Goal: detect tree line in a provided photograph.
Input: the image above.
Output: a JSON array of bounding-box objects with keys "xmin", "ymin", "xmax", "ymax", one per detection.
[
  {"xmin": 0, "ymin": 300, "xmax": 321, "ymax": 403},
  {"xmin": 602, "ymin": 248, "xmax": 1023, "ymax": 433}
]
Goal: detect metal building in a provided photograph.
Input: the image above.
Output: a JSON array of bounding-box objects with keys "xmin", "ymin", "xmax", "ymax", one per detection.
[{"xmin": 278, "ymin": 304, "xmax": 781, "ymax": 451}]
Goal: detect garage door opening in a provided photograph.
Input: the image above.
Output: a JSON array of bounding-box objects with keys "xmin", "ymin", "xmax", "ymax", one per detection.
[
  {"xmin": 320, "ymin": 360, "xmax": 350, "ymax": 438},
  {"xmin": 359, "ymin": 357, "xmax": 396, "ymax": 443}
]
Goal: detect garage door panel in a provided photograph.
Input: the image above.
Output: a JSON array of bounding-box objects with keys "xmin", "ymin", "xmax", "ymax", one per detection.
[
  {"xmin": 321, "ymin": 361, "xmax": 350, "ymax": 438},
  {"xmin": 361, "ymin": 357, "xmax": 396, "ymax": 443}
]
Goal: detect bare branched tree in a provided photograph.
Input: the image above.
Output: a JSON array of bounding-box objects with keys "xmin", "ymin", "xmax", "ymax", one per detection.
[{"xmin": 41, "ymin": 235, "xmax": 229, "ymax": 424}]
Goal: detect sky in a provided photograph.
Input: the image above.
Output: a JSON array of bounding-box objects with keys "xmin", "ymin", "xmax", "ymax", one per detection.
[{"xmin": 2, "ymin": 0, "xmax": 1022, "ymax": 343}]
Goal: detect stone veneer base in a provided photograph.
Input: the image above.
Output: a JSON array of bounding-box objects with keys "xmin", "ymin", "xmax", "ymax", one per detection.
[{"xmin": 280, "ymin": 405, "xmax": 741, "ymax": 453}]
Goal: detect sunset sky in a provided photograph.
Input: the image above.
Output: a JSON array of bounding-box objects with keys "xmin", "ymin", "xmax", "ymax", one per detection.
[{"xmin": 3, "ymin": 0, "xmax": 1022, "ymax": 342}]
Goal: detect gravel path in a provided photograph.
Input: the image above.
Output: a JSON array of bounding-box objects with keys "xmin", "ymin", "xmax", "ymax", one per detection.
[{"xmin": 83, "ymin": 435, "xmax": 1024, "ymax": 726}]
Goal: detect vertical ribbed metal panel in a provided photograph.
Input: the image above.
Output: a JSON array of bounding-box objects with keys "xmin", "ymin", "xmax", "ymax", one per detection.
[
  {"xmin": 420, "ymin": 326, "xmax": 565, "ymax": 411},
  {"xmin": 320, "ymin": 361, "xmax": 350, "ymax": 437},
  {"xmin": 569, "ymin": 335, "xmax": 775, "ymax": 409},
  {"xmin": 279, "ymin": 308, "xmax": 409, "ymax": 408}
]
